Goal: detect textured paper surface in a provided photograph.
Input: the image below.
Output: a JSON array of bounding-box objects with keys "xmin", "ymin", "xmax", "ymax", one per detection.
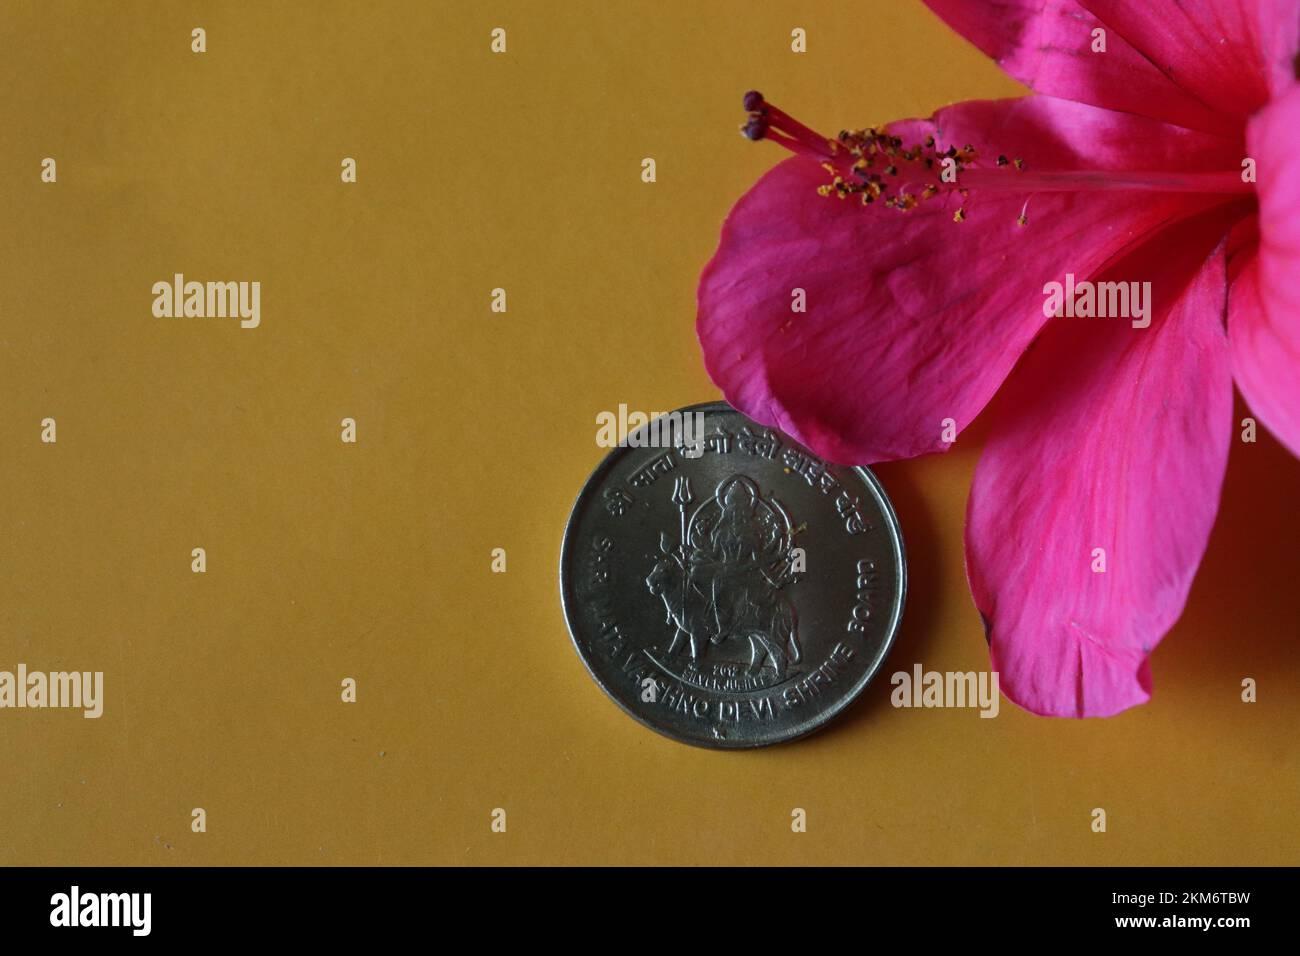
[{"xmin": 1, "ymin": 0, "xmax": 1296, "ymax": 865}]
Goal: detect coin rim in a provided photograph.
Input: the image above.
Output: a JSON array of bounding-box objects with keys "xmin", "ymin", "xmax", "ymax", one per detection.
[{"xmin": 559, "ymin": 400, "xmax": 907, "ymax": 750}]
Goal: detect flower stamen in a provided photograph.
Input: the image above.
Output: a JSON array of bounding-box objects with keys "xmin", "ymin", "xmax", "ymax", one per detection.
[{"xmin": 739, "ymin": 91, "xmax": 1255, "ymax": 225}]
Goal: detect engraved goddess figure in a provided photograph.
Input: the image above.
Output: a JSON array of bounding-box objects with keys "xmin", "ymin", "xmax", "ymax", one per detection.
[{"xmin": 686, "ymin": 477, "xmax": 801, "ymax": 673}]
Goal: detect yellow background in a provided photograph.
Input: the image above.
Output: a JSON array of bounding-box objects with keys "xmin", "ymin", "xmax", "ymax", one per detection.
[{"xmin": 1, "ymin": 0, "xmax": 1296, "ymax": 866}]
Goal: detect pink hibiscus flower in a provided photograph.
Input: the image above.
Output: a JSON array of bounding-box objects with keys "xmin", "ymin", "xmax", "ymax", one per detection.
[{"xmin": 696, "ymin": 1, "xmax": 1300, "ymax": 717}]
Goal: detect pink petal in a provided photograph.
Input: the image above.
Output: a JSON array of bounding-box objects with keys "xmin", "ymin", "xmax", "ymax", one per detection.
[
  {"xmin": 697, "ymin": 95, "xmax": 1240, "ymax": 464},
  {"xmin": 924, "ymin": 1, "xmax": 1300, "ymax": 135},
  {"xmin": 1229, "ymin": 84, "xmax": 1300, "ymax": 458},
  {"xmin": 1083, "ymin": 1, "xmax": 1300, "ymax": 116},
  {"xmin": 966, "ymin": 214, "xmax": 1235, "ymax": 718}
]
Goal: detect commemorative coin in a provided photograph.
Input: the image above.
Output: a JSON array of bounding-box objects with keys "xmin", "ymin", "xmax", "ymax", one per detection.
[{"xmin": 559, "ymin": 401, "xmax": 906, "ymax": 748}]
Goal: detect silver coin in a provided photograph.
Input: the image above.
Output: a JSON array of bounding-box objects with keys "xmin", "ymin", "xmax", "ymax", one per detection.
[{"xmin": 560, "ymin": 401, "xmax": 905, "ymax": 748}]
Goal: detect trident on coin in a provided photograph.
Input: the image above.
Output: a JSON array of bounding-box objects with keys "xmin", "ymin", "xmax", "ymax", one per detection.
[
  {"xmin": 671, "ymin": 476, "xmax": 693, "ymax": 555},
  {"xmin": 671, "ymin": 476, "xmax": 694, "ymax": 648}
]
